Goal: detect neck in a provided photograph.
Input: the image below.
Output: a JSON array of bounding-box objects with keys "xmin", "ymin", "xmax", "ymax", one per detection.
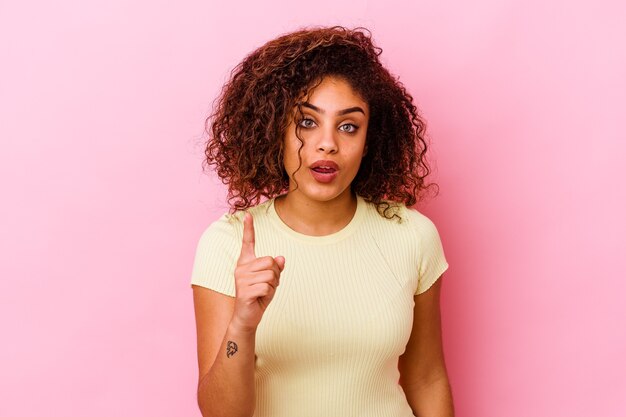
[{"xmin": 274, "ymin": 189, "xmax": 358, "ymax": 236}]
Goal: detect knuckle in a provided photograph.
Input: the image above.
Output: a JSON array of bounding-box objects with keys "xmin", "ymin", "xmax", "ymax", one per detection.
[
  {"xmin": 234, "ymin": 266, "xmax": 246, "ymax": 278},
  {"xmin": 262, "ymin": 270, "xmax": 274, "ymax": 281},
  {"xmin": 259, "ymin": 256, "xmax": 274, "ymax": 268},
  {"xmin": 260, "ymin": 283, "xmax": 272, "ymax": 295}
]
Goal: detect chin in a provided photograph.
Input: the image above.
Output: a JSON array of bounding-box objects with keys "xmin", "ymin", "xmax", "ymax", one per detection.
[{"xmin": 300, "ymin": 184, "xmax": 352, "ymax": 202}]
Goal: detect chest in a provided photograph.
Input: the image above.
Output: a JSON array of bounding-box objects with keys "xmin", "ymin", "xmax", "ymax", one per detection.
[{"xmin": 253, "ymin": 236, "xmax": 417, "ymax": 368}]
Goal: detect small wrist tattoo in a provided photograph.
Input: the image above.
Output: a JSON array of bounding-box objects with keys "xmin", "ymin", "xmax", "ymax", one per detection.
[{"xmin": 226, "ymin": 341, "xmax": 238, "ymax": 358}]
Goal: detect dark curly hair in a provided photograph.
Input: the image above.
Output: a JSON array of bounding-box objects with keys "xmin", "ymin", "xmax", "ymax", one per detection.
[{"xmin": 203, "ymin": 25, "xmax": 439, "ymax": 219}]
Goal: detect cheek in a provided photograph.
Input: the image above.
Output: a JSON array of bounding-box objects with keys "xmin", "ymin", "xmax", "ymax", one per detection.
[
  {"xmin": 347, "ymin": 138, "xmax": 368, "ymax": 158},
  {"xmin": 282, "ymin": 135, "xmax": 301, "ymax": 171}
]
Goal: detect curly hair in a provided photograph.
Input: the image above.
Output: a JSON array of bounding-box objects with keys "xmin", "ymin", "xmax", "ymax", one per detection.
[{"xmin": 203, "ymin": 25, "xmax": 439, "ymax": 219}]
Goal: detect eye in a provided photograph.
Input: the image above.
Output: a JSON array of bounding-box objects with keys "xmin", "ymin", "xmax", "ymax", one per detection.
[
  {"xmin": 339, "ymin": 123, "xmax": 358, "ymax": 133},
  {"xmin": 298, "ymin": 118, "xmax": 316, "ymax": 129}
]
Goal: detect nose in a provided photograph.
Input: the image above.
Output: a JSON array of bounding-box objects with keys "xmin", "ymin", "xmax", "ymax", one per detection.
[{"xmin": 316, "ymin": 127, "xmax": 338, "ymax": 154}]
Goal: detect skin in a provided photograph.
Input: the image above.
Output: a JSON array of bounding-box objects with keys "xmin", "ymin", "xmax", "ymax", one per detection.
[
  {"xmin": 399, "ymin": 277, "xmax": 455, "ymax": 416},
  {"xmin": 193, "ymin": 214, "xmax": 284, "ymax": 417},
  {"xmin": 273, "ymin": 76, "xmax": 369, "ymax": 236},
  {"xmin": 193, "ymin": 75, "xmax": 454, "ymax": 416}
]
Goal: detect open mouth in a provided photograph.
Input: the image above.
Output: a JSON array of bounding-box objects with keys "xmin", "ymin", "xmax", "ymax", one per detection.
[
  {"xmin": 309, "ymin": 167, "xmax": 338, "ymax": 183},
  {"xmin": 311, "ymin": 167, "xmax": 337, "ymax": 174}
]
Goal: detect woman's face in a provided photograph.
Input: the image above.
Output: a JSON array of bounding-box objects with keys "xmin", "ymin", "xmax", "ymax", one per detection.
[{"xmin": 282, "ymin": 76, "xmax": 369, "ymax": 203}]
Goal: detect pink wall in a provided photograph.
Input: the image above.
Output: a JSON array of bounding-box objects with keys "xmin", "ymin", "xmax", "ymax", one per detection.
[{"xmin": 1, "ymin": 1, "xmax": 624, "ymax": 416}]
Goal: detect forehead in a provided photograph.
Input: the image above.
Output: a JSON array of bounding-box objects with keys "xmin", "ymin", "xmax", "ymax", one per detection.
[{"xmin": 300, "ymin": 76, "xmax": 368, "ymax": 112}]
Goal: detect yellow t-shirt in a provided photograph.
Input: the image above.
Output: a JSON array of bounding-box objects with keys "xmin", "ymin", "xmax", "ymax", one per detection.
[{"xmin": 190, "ymin": 193, "xmax": 449, "ymax": 417}]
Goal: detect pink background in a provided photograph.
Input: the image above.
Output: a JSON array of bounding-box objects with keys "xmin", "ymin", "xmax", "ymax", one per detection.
[{"xmin": 1, "ymin": 1, "xmax": 624, "ymax": 416}]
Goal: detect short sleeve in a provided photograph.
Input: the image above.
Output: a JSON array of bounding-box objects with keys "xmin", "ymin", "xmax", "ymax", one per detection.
[
  {"xmin": 409, "ymin": 210, "xmax": 450, "ymax": 295},
  {"xmin": 189, "ymin": 213, "xmax": 241, "ymax": 297}
]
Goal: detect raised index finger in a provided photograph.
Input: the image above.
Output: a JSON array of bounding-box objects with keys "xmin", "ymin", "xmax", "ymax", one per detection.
[{"xmin": 238, "ymin": 212, "xmax": 256, "ymax": 263}]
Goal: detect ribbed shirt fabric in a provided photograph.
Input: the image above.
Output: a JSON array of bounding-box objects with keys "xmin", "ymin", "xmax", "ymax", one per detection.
[{"xmin": 190, "ymin": 193, "xmax": 449, "ymax": 417}]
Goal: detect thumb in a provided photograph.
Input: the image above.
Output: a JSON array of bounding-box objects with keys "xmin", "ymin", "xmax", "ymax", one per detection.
[{"xmin": 274, "ymin": 256, "xmax": 285, "ymax": 271}]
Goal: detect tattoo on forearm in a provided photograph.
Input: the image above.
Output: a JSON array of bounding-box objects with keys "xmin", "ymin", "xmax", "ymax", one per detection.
[{"xmin": 226, "ymin": 341, "xmax": 238, "ymax": 358}]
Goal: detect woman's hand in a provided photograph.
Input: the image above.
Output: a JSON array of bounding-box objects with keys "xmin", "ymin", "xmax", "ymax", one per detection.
[{"xmin": 231, "ymin": 212, "xmax": 285, "ymax": 333}]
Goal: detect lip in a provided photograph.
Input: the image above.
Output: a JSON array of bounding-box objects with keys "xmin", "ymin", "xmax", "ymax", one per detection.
[
  {"xmin": 310, "ymin": 160, "xmax": 339, "ymax": 171},
  {"xmin": 309, "ymin": 160, "xmax": 339, "ymax": 184}
]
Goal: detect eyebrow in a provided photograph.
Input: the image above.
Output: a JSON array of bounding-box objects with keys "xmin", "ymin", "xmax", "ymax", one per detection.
[{"xmin": 299, "ymin": 102, "xmax": 366, "ymax": 116}]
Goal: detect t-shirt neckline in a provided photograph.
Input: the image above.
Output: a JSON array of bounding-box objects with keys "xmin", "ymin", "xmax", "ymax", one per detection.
[{"xmin": 267, "ymin": 194, "xmax": 366, "ymax": 244}]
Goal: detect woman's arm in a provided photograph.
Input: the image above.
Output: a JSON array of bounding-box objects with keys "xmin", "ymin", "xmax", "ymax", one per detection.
[
  {"xmin": 193, "ymin": 286, "xmax": 256, "ymax": 417},
  {"xmin": 192, "ymin": 212, "xmax": 284, "ymax": 417},
  {"xmin": 398, "ymin": 276, "xmax": 454, "ymax": 417}
]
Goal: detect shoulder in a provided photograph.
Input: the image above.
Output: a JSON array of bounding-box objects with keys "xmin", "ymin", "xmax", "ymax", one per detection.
[
  {"xmin": 361, "ymin": 197, "xmax": 434, "ymax": 230},
  {"xmin": 403, "ymin": 205, "xmax": 440, "ymax": 235},
  {"xmin": 403, "ymin": 207, "xmax": 444, "ymax": 253},
  {"xmin": 360, "ymin": 197, "xmax": 442, "ymax": 247}
]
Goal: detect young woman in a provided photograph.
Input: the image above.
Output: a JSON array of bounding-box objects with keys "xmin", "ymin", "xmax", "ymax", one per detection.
[{"xmin": 191, "ymin": 26, "xmax": 454, "ymax": 417}]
